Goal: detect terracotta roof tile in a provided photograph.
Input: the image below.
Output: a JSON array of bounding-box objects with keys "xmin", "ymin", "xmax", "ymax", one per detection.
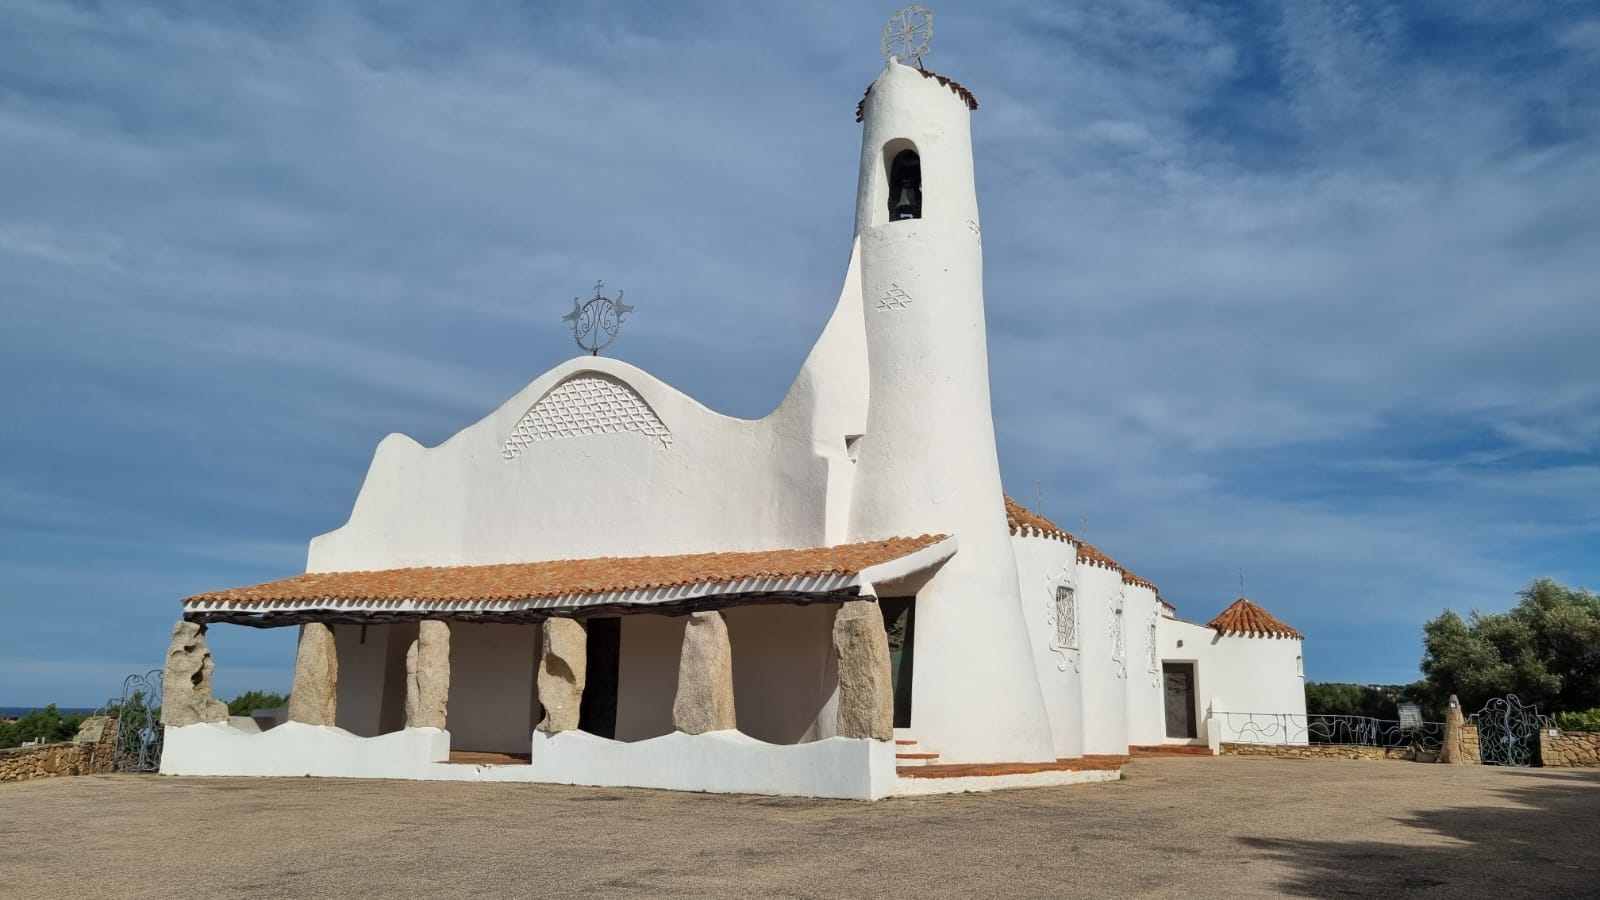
[
  {"xmin": 183, "ymin": 536, "xmax": 947, "ymax": 608},
  {"xmin": 1206, "ymin": 598, "xmax": 1303, "ymax": 640},
  {"xmin": 1003, "ymin": 495, "xmax": 1077, "ymax": 543},
  {"xmin": 1121, "ymin": 570, "xmax": 1160, "ymax": 594},
  {"xmin": 856, "ymin": 67, "xmax": 979, "ymax": 122},
  {"xmin": 1074, "ymin": 540, "xmax": 1124, "ymax": 573}
]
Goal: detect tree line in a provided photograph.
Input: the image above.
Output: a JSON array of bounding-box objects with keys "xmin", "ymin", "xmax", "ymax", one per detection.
[
  {"xmin": 0, "ymin": 691, "xmax": 286, "ymax": 750},
  {"xmin": 1308, "ymin": 578, "xmax": 1600, "ymax": 730}
]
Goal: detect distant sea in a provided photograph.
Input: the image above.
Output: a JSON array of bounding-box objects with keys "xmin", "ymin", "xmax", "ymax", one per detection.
[{"xmin": 0, "ymin": 707, "xmax": 100, "ymax": 717}]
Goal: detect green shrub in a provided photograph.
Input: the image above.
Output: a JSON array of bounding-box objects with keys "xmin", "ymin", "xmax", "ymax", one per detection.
[
  {"xmin": 226, "ymin": 691, "xmax": 288, "ymax": 717},
  {"xmin": 1554, "ymin": 709, "xmax": 1600, "ymax": 732}
]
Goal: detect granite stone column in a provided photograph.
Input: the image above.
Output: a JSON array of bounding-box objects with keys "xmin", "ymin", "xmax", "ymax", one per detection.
[
  {"xmin": 672, "ymin": 611, "xmax": 736, "ymax": 734},
  {"xmin": 832, "ymin": 600, "xmax": 894, "ymax": 740},
  {"xmin": 537, "ymin": 618, "xmax": 587, "ymax": 733},
  {"xmin": 405, "ymin": 620, "xmax": 451, "ymax": 729},
  {"xmin": 288, "ymin": 622, "xmax": 339, "ymax": 726},
  {"xmin": 159, "ymin": 621, "xmax": 229, "ymax": 726},
  {"xmin": 1441, "ymin": 694, "xmax": 1466, "ymax": 765}
]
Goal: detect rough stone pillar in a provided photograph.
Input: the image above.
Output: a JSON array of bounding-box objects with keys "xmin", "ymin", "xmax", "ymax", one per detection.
[
  {"xmin": 832, "ymin": 600, "xmax": 894, "ymax": 741},
  {"xmin": 159, "ymin": 621, "xmax": 229, "ymax": 726},
  {"xmin": 405, "ymin": 620, "xmax": 451, "ymax": 729},
  {"xmin": 537, "ymin": 618, "xmax": 587, "ymax": 733},
  {"xmin": 672, "ymin": 611, "xmax": 736, "ymax": 734},
  {"xmin": 287, "ymin": 622, "xmax": 339, "ymax": 726},
  {"xmin": 1441, "ymin": 694, "xmax": 1466, "ymax": 765}
]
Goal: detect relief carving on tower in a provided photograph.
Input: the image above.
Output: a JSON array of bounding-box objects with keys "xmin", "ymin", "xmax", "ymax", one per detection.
[
  {"xmin": 501, "ymin": 374, "xmax": 672, "ymax": 461},
  {"xmin": 876, "ymin": 284, "xmax": 915, "ymax": 311}
]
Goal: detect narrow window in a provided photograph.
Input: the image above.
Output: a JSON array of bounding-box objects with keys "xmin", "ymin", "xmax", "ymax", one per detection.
[
  {"xmin": 1054, "ymin": 585, "xmax": 1077, "ymax": 650},
  {"xmin": 888, "ymin": 149, "xmax": 922, "ymax": 220}
]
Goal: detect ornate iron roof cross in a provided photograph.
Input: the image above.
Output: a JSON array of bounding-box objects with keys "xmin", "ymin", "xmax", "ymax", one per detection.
[
  {"xmin": 562, "ymin": 280, "xmax": 634, "ymax": 356},
  {"xmin": 882, "ymin": 4, "xmax": 934, "ymax": 68}
]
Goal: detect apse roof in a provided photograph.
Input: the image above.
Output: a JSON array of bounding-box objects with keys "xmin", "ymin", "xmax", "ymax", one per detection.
[{"xmin": 1206, "ymin": 598, "xmax": 1304, "ymax": 640}]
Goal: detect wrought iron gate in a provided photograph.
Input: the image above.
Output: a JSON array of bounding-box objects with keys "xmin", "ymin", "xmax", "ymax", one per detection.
[
  {"xmin": 100, "ymin": 670, "xmax": 164, "ymax": 773},
  {"xmin": 1470, "ymin": 695, "xmax": 1551, "ymax": 767}
]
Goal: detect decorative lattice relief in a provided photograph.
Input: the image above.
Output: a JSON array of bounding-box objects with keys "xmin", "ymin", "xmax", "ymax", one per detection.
[
  {"xmin": 1110, "ymin": 592, "xmax": 1127, "ymax": 679},
  {"xmin": 501, "ymin": 375, "xmax": 672, "ymax": 460}
]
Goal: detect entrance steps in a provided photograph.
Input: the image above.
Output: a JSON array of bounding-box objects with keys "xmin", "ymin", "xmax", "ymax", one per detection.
[
  {"xmin": 895, "ymin": 737, "xmax": 941, "ymax": 768},
  {"xmin": 1128, "ymin": 744, "xmax": 1215, "ymax": 758}
]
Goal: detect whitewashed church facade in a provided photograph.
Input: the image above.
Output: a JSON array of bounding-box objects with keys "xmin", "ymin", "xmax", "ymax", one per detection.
[{"xmin": 160, "ymin": 56, "xmax": 1306, "ymax": 799}]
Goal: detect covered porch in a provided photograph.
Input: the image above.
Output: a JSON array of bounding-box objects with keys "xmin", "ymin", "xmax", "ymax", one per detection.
[{"xmin": 158, "ymin": 536, "xmax": 956, "ymax": 799}]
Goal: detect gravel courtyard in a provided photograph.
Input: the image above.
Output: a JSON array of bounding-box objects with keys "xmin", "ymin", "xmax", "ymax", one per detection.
[{"xmin": 3, "ymin": 756, "xmax": 1596, "ymax": 899}]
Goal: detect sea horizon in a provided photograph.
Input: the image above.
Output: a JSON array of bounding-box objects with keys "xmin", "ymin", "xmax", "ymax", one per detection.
[{"xmin": 0, "ymin": 706, "xmax": 102, "ymax": 718}]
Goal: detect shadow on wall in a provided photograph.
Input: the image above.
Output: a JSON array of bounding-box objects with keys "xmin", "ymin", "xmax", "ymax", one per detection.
[{"xmin": 1240, "ymin": 769, "xmax": 1600, "ymax": 897}]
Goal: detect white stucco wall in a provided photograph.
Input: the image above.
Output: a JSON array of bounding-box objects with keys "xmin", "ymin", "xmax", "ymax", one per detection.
[
  {"xmin": 447, "ymin": 623, "xmax": 540, "ymax": 753},
  {"xmin": 1122, "ymin": 584, "xmax": 1168, "ymax": 747},
  {"xmin": 724, "ymin": 604, "xmax": 839, "ymax": 744},
  {"xmin": 305, "ymin": 241, "xmax": 871, "ymax": 575},
  {"xmin": 333, "ymin": 623, "xmax": 412, "ymax": 738},
  {"xmin": 614, "ymin": 614, "xmax": 685, "ymax": 742},
  {"xmin": 845, "ymin": 61, "xmax": 1054, "ymax": 765},
  {"xmin": 1076, "ymin": 562, "xmax": 1131, "ymax": 755},
  {"xmin": 1012, "ymin": 535, "xmax": 1085, "ymax": 759},
  {"xmin": 1154, "ymin": 615, "xmax": 1307, "ymax": 745}
]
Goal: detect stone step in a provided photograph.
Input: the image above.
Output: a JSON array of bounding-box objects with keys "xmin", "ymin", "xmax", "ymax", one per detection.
[{"xmin": 895, "ymin": 751, "xmax": 941, "ymax": 767}]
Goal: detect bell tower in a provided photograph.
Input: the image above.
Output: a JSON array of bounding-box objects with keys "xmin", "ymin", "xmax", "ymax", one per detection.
[{"xmin": 846, "ymin": 60, "xmax": 1056, "ymax": 764}]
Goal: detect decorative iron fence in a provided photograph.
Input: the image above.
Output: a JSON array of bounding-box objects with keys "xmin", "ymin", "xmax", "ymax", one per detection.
[
  {"xmin": 1469, "ymin": 695, "xmax": 1552, "ymax": 767},
  {"xmin": 92, "ymin": 670, "xmax": 164, "ymax": 773},
  {"xmin": 1216, "ymin": 712, "xmax": 1445, "ymax": 751}
]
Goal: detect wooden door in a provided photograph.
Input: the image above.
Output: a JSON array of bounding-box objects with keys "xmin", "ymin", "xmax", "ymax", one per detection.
[{"xmin": 1163, "ymin": 662, "xmax": 1197, "ymax": 739}]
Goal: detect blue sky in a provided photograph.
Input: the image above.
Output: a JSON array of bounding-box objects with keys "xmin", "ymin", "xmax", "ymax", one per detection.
[{"xmin": 2, "ymin": 1, "xmax": 1596, "ymax": 706}]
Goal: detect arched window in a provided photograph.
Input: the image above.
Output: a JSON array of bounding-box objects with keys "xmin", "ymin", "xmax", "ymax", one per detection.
[{"xmin": 888, "ymin": 149, "xmax": 922, "ymax": 220}]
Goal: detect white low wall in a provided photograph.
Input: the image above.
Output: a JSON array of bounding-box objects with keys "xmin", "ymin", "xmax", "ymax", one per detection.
[
  {"xmin": 161, "ymin": 722, "xmax": 898, "ymax": 800},
  {"xmin": 527, "ymin": 730, "xmax": 897, "ymax": 800},
  {"xmin": 161, "ymin": 722, "xmax": 450, "ymax": 779}
]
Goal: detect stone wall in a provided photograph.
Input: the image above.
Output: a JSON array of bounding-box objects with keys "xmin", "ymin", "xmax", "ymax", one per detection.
[
  {"xmin": 1460, "ymin": 723, "xmax": 1480, "ymax": 764},
  {"xmin": 0, "ymin": 717, "xmax": 119, "ymax": 784},
  {"xmin": 1219, "ymin": 743, "xmax": 1432, "ymax": 762},
  {"xmin": 1540, "ymin": 730, "xmax": 1600, "ymax": 768}
]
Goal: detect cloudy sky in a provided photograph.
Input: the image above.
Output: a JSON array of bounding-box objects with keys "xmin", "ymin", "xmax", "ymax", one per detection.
[{"xmin": 3, "ymin": 0, "xmax": 1596, "ymax": 706}]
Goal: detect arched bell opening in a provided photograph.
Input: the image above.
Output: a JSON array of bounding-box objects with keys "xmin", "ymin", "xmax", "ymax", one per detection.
[{"xmin": 883, "ymin": 143, "xmax": 922, "ymax": 221}]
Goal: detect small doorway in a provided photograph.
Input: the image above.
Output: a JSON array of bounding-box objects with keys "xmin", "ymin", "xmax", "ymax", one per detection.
[
  {"xmin": 1163, "ymin": 662, "xmax": 1197, "ymax": 739},
  {"xmin": 880, "ymin": 597, "xmax": 916, "ymax": 728},
  {"xmin": 579, "ymin": 617, "xmax": 621, "ymax": 739}
]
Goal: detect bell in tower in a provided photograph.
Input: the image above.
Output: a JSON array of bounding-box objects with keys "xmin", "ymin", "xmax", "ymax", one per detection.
[{"xmin": 889, "ymin": 149, "xmax": 922, "ymax": 220}]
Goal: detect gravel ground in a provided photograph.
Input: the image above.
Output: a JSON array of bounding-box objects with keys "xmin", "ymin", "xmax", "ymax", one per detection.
[{"xmin": 2, "ymin": 756, "xmax": 1596, "ymax": 899}]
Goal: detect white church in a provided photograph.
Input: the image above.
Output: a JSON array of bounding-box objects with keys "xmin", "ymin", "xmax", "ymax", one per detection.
[{"xmin": 160, "ymin": 41, "xmax": 1307, "ymax": 799}]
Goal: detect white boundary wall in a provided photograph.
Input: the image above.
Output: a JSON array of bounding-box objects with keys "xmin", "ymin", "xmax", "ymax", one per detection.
[{"xmin": 161, "ymin": 723, "xmax": 899, "ymax": 800}]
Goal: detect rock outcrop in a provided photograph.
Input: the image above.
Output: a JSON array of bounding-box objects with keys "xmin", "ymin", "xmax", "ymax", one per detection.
[
  {"xmin": 537, "ymin": 618, "xmax": 587, "ymax": 733},
  {"xmin": 405, "ymin": 620, "xmax": 451, "ymax": 729},
  {"xmin": 160, "ymin": 621, "xmax": 229, "ymax": 726},
  {"xmin": 832, "ymin": 600, "xmax": 894, "ymax": 741},
  {"xmin": 672, "ymin": 611, "xmax": 737, "ymax": 734},
  {"xmin": 287, "ymin": 622, "xmax": 339, "ymax": 726}
]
